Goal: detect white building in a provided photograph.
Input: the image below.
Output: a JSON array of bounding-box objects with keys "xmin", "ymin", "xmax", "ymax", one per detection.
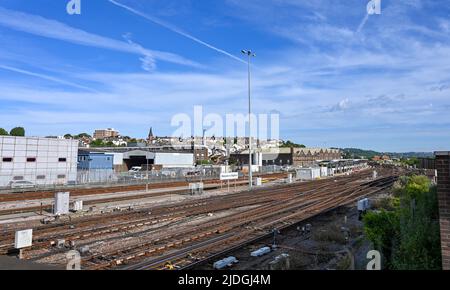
[
  {"xmin": 0, "ymin": 136, "xmax": 78, "ymax": 187},
  {"xmin": 154, "ymin": 152, "xmax": 194, "ymax": 168}
]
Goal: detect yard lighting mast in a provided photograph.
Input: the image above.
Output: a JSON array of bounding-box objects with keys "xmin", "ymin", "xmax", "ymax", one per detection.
[{"xmin": 241, "ymin": 50, "xmax": 256, "ymax": 190}]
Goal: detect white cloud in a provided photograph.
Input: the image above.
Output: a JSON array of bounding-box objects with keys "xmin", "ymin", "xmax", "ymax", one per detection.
[
  {"xmin": 108, "ymin": 0, "xmax": 245, "ymax": 64},
  {"xmin": 330, "ymin": 98, "xmax": 350, "ymax": 112},
  {"xmin": 0, "ymin": 64, "xmax": 97, "ymax": 92},
  {"xmin": 0, "ymin": 6, "xmax": 200, "ymax": 69}
]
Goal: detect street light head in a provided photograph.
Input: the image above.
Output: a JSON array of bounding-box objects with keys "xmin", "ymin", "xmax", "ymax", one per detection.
[{"xmin": 241, "ymin": 50, "xmax": 256, "ymax": 57}]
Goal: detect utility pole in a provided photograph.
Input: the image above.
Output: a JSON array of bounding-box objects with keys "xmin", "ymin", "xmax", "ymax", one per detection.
[
  {"xmin": 241, "ymin": 50, "xmax": 256, "ymax": 190},
  {"xmin": 146, "ymin": 154, "xmax": 149, "ymax": 192}
]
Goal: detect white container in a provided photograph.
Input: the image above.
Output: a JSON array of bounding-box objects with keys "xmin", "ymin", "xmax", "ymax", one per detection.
[
  {"xmin": 213, "ymin": 256, "xmax": 238, "ymax": 270},
  {"xmin": 320, "ymin": 167, "xmax": 328, "ymax": 177},
  {"xmin": 364, "ymin": 198, "xmax": 370, "ymax": 210},
  {"xmin": 357, "ymin": 198, "xmax": 370, "ymax": 211},
  {"xmin": 251, "ymin": 247, "xmax": 271, "ymax": 257},
  {"xmin": 73, "ymin": 200, "xmax": 83, "ymax": 212},
  {"xmin": 357, "ymin": 199, "xmax": 366, "ymax": 211},
  {"xmin": 54, "ymin": 192, "xmax": 70, "ymax": 215},
  {"xmin": 15, "ymin": 229, "xmax": 33, "ymax": 249},
  {"xmin": 296, "ymin": 168, "xmax": 321, "ymax": 181},
  {"xmin": 256, "ymin": 177, "xmax": 263, "ymax": 186}
]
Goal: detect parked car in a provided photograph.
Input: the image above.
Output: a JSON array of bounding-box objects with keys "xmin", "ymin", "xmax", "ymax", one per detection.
[
  {"xmin": 9, "ymin": 180, "xmax": 35, "ymax": 189},
  {"xmin": 128, "ymin": 166, "xmax": 142, "ymax": 173},
  {"xmin": 185, "ymin": 171, "xmax": 201, "ymax": 177}
]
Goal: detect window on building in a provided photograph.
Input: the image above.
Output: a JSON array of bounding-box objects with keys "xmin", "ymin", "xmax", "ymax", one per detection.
[
  {"xmin": 57, "ymin": 174, "xmax": 66, "ymax": 179},
  {"xmin": 36, "ymin": 175, "xmax": 46, "ymax": 180},
  {"xmin": 13, "ymin": 176, "xmax": 24, "ymax": 181},
  {"xmin": 2, "ymin": 157, "xmax": 13, "ymax": 162},
  {"xmin": 27, "ymin": 157, "xmax": 36, "ymax": 162},
  {"xmin": 58, "ymin": 158, "xmax": 67, "ymax": 162}
]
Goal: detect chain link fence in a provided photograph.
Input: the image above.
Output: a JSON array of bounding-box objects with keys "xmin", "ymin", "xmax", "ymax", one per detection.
[
  {"xmin": 0, "ymin": 166, "xmax": 222, "ymax": 194},
  {"xmin": 0, "ymin": 165, "xmax": 290, "ymax": 194}
]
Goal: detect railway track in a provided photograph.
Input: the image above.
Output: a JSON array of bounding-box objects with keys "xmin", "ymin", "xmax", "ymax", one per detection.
[
  {"xmin": 0, "ymin": 173, "xmax": 288, "ymax": 216},
  {"xmin": 84, "ymin": 173, "xmax": 393, "ymax": 269},
  {"xmin": 0, "ymin": 172, "xmax": 288, "ymax": 203},
  {"xmin": 0, "ymin": 175, "xmax": 341, "ymax": 253},
  {"xmin": 0, "ymin": 168, "xmax": 400, "ymax": 269},
  {"xmin": 0, "ymin": 174, "xmax": 358, "ymax": 254},
  {"xmin": 119, "ymin": 175, "xmax": 398, "ymax": 270}
]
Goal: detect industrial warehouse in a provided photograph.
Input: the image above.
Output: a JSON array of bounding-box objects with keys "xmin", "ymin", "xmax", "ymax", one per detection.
[{"xmin": 0, "ymin": 136, "xmax": 78, "ymax": 188}]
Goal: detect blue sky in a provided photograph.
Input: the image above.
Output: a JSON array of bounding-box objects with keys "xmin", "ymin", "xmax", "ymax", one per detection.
[{"xmin": 0, "ymin": 0, "xmax": 449, "ymax": 152}]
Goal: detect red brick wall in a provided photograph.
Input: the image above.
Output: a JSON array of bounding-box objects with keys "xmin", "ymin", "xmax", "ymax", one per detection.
[{"xmin": 435, "ymin": 152, "xmax": 450, "ymax": 270}]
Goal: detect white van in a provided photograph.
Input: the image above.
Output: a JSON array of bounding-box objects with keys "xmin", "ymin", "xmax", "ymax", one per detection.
[{"xmin": 129, "ymin": 166, "xmax": 142, "ymax": 173}]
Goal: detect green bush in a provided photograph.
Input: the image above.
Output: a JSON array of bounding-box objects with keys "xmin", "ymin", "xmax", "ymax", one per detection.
[
  {"xmin": 9, "ymin": 127, "xmax": 25, "ymax": 136},
  {"xmin": 363, "ymin": 175, "xmax": 441, "ymax": 270}
]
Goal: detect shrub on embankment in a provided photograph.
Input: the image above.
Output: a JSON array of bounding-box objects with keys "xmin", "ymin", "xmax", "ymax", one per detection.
[{"xmin": 363, "ymin": 175, "xmax": 442, "ymax": 270}]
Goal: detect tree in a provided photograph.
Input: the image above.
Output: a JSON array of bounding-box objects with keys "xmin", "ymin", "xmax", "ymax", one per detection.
[
  {"xmin": 9, "ymin": 127, "xmax": 25, "ymax": 136},
  {"xmin": 280, "ymin": 140, "xmax": 306, "ymax": 148},
  {"xmin": 76, "ymin": 133, "xmax": 91, "ymax": 139},
  {"xmin": 90, "ymin": 139, "xmax": 105, "ymax": 147},
  {"xmin": 363, "ymin": 210, "xmax": 399, "ymax": 267},
  {"xmin": 401, "ymin": 157, "xmax": 419, "ymax": 167},
  {"xmin": 64, "ymin": 134, "xmax": 73, "ymax": 139},
  {"xmin": 363, "ymin": 175, "xmax": 441, "ymax": 270},
  {"xmin": 0, "ymin": 128, "xmax": 8, "ymax": 136}
]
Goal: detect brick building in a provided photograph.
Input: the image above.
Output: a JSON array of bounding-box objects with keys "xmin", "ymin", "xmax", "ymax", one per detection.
[
  {"xmin": 93, "ymin": 128, "xmax": 119, "ymax": 140},
  {"xmin": 418, "ymin": 157, "xmax": 436, "ymax": 170},
  {"xmin": 231, "ymin": 147, "xmax": 341, "ymax": 167},
  {"xmin": 291, "ymin": 148, "xmax": 341, "ymax": 167},
  {"xmin": 435, "ymin": 151, "xmax": 450, "ymax": 270}
]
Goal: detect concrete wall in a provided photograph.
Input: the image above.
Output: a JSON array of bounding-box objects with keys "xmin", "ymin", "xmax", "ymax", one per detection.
[
  {"xmin": 0, "ymin": 136, "xmax": 78, "ymax": 187},
  {"xmin": 435, "ymin": 152, "xmax": 450, "ymax": 270}
]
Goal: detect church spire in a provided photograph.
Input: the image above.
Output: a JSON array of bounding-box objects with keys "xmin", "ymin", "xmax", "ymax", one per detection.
[{"xmin": 147, "ymin": 127, "xmax": 154, "ymax": 144}]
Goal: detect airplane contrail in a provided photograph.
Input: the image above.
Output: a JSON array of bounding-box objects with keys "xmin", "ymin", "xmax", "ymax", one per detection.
[
  {"xmin": 0, "ymin": 64, "xmax": 98, "ymax": 92},
  {"xmin": 108, "ymin": 0, "xmax": 246, "ymax": 64},
  {"xmin": 356, "ymin": 13, "xmax": 369, "ymax": 34}
]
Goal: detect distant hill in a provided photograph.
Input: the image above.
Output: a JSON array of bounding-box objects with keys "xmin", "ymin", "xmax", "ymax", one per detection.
[
  {"xmin": 391, "ymin": 152, "xmax": 434, "ymax": 158},
  {"xmin": 338, "ymin": 148, "xmax": 433, "ymax": 159}
]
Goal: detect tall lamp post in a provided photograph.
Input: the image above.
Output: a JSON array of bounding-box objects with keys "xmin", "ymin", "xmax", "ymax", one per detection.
[
  {"xmin": 146, "ymin": 154, "xmax": 149, "ymax": 192},
  {"xmin": 241, "ymin": 50, "xmax": 256, "ymax": 190}
]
